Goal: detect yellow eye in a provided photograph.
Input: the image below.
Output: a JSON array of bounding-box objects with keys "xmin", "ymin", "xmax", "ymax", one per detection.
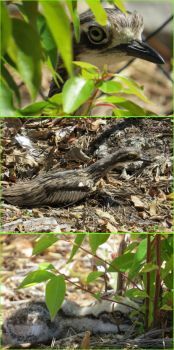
[{"xmin": 88, "ymin": 26, "xmax": 106, "ymax": 43}]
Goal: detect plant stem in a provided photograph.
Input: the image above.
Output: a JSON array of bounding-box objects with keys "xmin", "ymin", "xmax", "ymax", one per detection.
[
  {"xmin": 153, "ymin": 234, "xmax": 161, "ymax": 327},
  {"xmin": 145, "ymin": 234, "xmax": 151, "ymax": 330}
]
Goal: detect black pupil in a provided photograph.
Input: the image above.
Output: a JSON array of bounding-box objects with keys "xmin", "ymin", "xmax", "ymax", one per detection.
[
  {"xmin": 92, "ymin": 29, "xmax": 101, "ymax": 38},
  {"xmin": 90, "ymin": 27, "xmax": 104, "ymax": 41}
]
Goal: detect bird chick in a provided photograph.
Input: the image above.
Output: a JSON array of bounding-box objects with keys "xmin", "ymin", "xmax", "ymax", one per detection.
[{"xmin": 2, "ymin": 298, "xmax": 138, "ymax": 347}]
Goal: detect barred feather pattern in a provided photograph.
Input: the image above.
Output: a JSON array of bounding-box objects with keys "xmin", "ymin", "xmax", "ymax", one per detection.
[{"xmin": 2, "ymin": 148, "xmax": 142, "ymax": 207}]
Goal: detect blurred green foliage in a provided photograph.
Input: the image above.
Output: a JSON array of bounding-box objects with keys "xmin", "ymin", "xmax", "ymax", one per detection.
[
  {"xmin": 0, "ymin": 0, "xmax": 154, "ymax": 116},
  {"xmin": 19, "ymin": 233, "xmax": 173, "ymax": 329}
]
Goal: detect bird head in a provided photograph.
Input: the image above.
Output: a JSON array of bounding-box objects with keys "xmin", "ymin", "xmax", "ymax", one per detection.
[{"xmin": 74, "ymin": 8, "xmax": 164, "ymax": 71}]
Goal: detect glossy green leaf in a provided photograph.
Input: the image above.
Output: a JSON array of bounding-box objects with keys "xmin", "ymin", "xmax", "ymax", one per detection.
[
  {"xmin": 141, "ymin": 263, "xmax": 158, "ymax": 273},
  {"xmin": 134, "ymin": 238, "xmax": 147, "ymax": 262},
  {"xmin": 85, "ymin": 0, "xmax": 107, "ymax": 26},
  {"xmin": 108, "ymin": 253, "xmax": 134, "ymax": 272},
  {"xmin": 63, "ymin": 77, "xmax": 95, "ymax": 114},
  {"xmin": 116, "ymin": 100, "xmax": 145, "ymax": 116},
  {"xmin": 33, "ymin": 235, "xmax": 59, "ymax": 255},
  {"xmin": 115, "ymin": 75, "xmax": 150, "ymax": 103},
  {"xmin": 68, "ymin": 234, "xmax": 86, "ymax": 263},
  {"xmin": 0, "ymin": 2, "xmax": 12, "ymax": 55},
  {"xmin": 113, "ymin": 108, "xmax": 131, "ymax": 117},
  {"xmin": 73, "ymin": 61, "xmax": 99, "ymax": 72},
  {"xmin": 86, "ymin": 271, "xmax": 103, "ymax": 284},
  {"xmin": 41, "ymin": 1, "xmax": 72, "ymax": 76},
  {"xmin": 21, "ymin": 101, "xmax": 49, "ymax": 115},
  {"xmin": 46, "ymin": 275, "xmax": 66, "ymax": 320},
  {"xmin": 18, "ymin": 270, "xmax": 54, "ymax": 289},
  {"xmin": 125, "ymin": 288, "xmax": 149, "ymax": 299},
  {"xmin": 99, "ymin": 81, "xmax": 122, "ymax": 93},
  {"xmin": 89, "ymin": 234, "xmax": 110, "ymax": 254},
  {"xmin": 11, "ymin": 18, "xmax": 42, "ymax": 99},
  {"xmin": 38, "ymin": 262, "xmax": 55, "ymax": 271},
  {"xmin": 98, "ymin": 96, "xmax": 127, "ymax": 104},
  {"xmin": 0, "ymin": 79, "xmax": 17, "ymax": 116},
  {"xmin": 128, "ymin": 239, "xmax": 147, "ymax": 279}
]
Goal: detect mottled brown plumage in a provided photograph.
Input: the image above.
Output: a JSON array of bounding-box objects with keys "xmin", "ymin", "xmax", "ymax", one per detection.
[{"xmin": 3, "ymin": 148, "xmax": 143, "ymax": 207}]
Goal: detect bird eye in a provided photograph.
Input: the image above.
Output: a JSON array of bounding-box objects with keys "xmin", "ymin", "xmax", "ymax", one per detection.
[{"xmin": 88, "ymin": 26, "xmax": 107, "ymax": 43}]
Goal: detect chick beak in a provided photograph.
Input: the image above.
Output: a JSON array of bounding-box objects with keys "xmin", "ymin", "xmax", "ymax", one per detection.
[{"xmin": 117, "ymin": 40, "xmax": 165, "ymax": 64}]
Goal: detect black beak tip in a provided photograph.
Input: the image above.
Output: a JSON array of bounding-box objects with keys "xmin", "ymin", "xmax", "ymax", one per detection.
[{"xmin": 157, "ymin": 54, "xmax": 165, "ymax": 65}]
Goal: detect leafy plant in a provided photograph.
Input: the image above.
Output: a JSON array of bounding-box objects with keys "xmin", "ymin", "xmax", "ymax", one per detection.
[
  {"xmin": 18, "ymin": 233, "xmax": 173, "ymax": 331},
  {"xmin": 1, "ymin": 0, "xmax": 155, "ymax": 116}
]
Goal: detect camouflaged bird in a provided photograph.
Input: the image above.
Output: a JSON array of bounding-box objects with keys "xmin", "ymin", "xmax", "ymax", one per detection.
[
  {"xmin": 2, "ymin": 297, "xmax": 140, "ymax": 347},
  {"xmin": 3, "ymin": 148, "xmax": 145, "ymax": 207}
]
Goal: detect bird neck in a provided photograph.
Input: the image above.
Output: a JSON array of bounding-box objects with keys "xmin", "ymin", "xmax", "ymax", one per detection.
[{"xmin": 88, "ymin": 151, "xmax": 128, "ymax": 179}]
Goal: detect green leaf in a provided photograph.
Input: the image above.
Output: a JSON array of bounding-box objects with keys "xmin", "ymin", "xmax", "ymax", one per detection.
[
  {"xmin": 85, "ymin": 0, "xmax": 107, "ymax": 26},
  {"xmin": 49, "ymin": 93, "xmax": 63, "ymax": 105},
  {"xmin": 18, "ymin": 270, "xmax": 54, "ymax": 289},
  {"xmin": 1, "ymin": 63, "xmax": 20, "ymax": 104},
  {"xmin": 0, "ymin": 2, "xmax": 12, "ymax": 55},
  {"xmin": 67, "ymin": 1, "xmax": 80, "ymax": 43},
  {"xmin": 124, "ymin": 241, "xmax": 139, "ymax": 253},
  {"xmin": 99, "ymin": 81, "xmax": 122, "ymax": 94},
  {"xmin": 63, "ymin": 77, "xmax": 95, "ymax": 114},
  {"xmin": 115, "ymin": 75, "xmax": 150, "ymax": 103},
  {"xmin": 73, "ymin": 61, "xmax": 99, "ymax": 72},
  {"xmin": 37, "ymin": 14, "xmax": 57, "ymax": 68},
  {"xmin": 116, "ymin": 101, "xmax": 145, "ymax": 116},
  {"xmin": 108, "ymin": 253, "xmax": 134, "ymax": 272},
  {"xmin": 125, "ymin": 288, "xmax": 149, "ymax": 299},
  {"xmin": 98, "ymin": 96, "xmax": 127, "ymax": 104},
  {"xmin": 21, "ymin": 101, "xmax": 49, "ymax": 115},
  {"xmin": 41, "ymin": 1, "xmax": 72, "ymax": 76},
  {"xmin": 134, "ymin": 238, "xmax": 147, "ymax": 263},
  {"xmin": 112, "ymin": 0, "xmax": 127, "ymax": 14},
  {"xmin": 160, "ymin": 304, "xmax": 173, "ymax": 311},
  {"xmin": 141, "ymin": 263, "xmax": 158, "ymax": 273},
  {"xmin": 46, "ymin": 275, "xmax": 66, "ymax": 320},
  {"xmin": 164, "ymin": 273, "xmax": 173, "ymax": 289},
  {"xmin": 20, "ymin": 1, "xmax": 38, "ymax": 28},
  {"xmin": 11, "ymin": 18, "xmax": 42, "ymax": 99},
  {"xmin": 86, "ymin": 271, "xmax": 104, "ymax": 284},
  {"xmin": 161, "ymin": 255, "xmax": 173, "ymax": 279},
  {"xmin": 128, "ymin": 239, "xmax": 147, "ymax": 279},
  {"xmin": 33, "ymin": 235, "xmax": 59, "ymax": 255},
  {"xmin": 38, "ymin": 262, "xmax": 55, "ymax": 271},
  {"xmin": 89, "ymin": 234, "xmax": 110, "ymax": 254},
  {"xmin": 0, "ymin": 78, "xmax": 17, "ymax": 116},
  {"xmin": 68, "ymin": 234, "xmax": 86, "ymax": 263}
]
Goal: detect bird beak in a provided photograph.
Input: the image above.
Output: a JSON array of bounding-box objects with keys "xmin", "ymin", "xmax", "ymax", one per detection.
[{"xmin": 117, "ymin": 40, "xmax": 165, "ymax": 64}]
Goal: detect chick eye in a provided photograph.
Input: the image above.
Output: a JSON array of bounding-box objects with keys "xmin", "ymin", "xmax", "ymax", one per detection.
[{"xmin": 88, "ymin": 26, "xmax": 107, "ymax": 43}]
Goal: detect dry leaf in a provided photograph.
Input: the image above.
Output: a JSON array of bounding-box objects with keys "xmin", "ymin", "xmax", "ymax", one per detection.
[{"xmin": 131, "ymin": 195, "xmax": 145, "ymax": 209}]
